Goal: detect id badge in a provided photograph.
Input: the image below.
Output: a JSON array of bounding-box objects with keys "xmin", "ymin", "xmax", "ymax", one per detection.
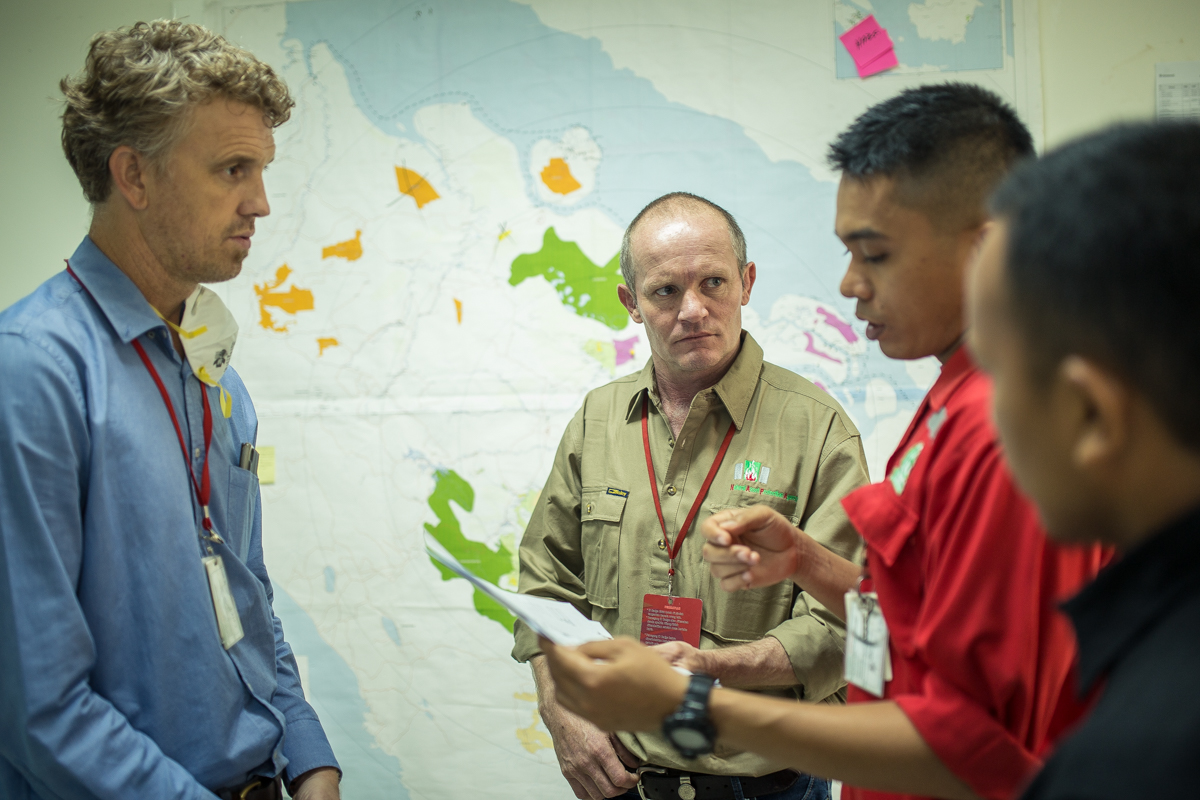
[
  {"xmin": 843, "ymin": 590, "xmax": 891, "ymax": 697},
  {"xmin": 203, "ymin": 555, "xmax": 245, "ymax": 650},
  {"xmin": 640, "ymin": 594, "xmax": 702, "ymax": 647}
]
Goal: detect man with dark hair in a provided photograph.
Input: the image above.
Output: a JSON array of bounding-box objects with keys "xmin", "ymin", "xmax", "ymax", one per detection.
[
  {"xmin": 514, "ymin": 191, "xmax": 868, "ymax": 800},
  {"xmin": 537, "ymin": 83, "xmax": 1108, "ymax": 800},
  {"xmin": 969, "ymin": 121, "xmax": 1200, "ymax": 798},
  {"xmin": 0, "ymin": 21, "xmax": 339, "ymax": 799}
]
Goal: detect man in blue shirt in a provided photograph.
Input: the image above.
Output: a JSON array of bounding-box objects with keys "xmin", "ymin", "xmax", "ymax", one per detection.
[{"xmin": 0, "ymin": 20, "xmax": 340, "ymax": 800}]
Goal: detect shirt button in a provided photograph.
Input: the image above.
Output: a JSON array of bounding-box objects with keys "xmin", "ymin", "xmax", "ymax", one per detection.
[
  {"xmin": 585, "ymin": 502, "xmax": 594, "ymax": 514},
  {"xmin": 668, "ymin": 440, "xmax": 675, "ymax": 448},
  {"xmin": 666, "ymin": 485, "xmax": 677, "ymax": 496},
  {"xmin": 147, "ymin": 331, "xmax": 155, "ymax": 339},
  {"xmin": 658, "ymin": 538, "xmax": 666, "ymax": 550},
  {"xmin": 194, "ymin": 447, "xmax": 201, "ymax": 458}
]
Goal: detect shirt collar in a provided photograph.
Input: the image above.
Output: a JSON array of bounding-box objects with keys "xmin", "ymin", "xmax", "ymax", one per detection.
[
  {"xmin": 67, "ymin": 236, "xmax": 164, "ymax": 345},
  {"xmin": 927, "ymin": 343, "xmax": 977, "ymax": 411},
  {"xmin": 1063, "ymin": 503, "xmax": 1200, "ymax": 691},
  {"xmin": 624, "ymin": 331, "xmax": 763, "ymax": 428}
]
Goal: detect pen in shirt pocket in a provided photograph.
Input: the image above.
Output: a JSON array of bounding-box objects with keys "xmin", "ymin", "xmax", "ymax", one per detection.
[{"xmin": 238, "ymin": 443, "xmax": 260, "ymax": 477}]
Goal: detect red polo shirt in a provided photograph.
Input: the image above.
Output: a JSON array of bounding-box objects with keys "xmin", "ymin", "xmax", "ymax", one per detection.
[{"xmin": 840, "ymin": 348, "xmax": 1110, "ymax": 800}]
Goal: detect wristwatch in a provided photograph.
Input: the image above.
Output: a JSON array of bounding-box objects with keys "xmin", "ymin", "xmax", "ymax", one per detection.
[{"xmin": 662, "ymin": 673, "xmax": 717, "ymax": 758}]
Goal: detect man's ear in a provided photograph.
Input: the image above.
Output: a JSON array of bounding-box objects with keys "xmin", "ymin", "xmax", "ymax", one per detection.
[
  {"xmin": 1058, "ymin": 355, "xmax": 1132, "ymax": 475},
  {"xmin": 618, "ymin": 283, "xmax": 643, "ymax": 324},
  {"xmin": 108, "ymin": 145, "xmax": 151, "ymax": 211},
  {"xmin": 740, "ymin": 261, "xmax": 756, "ymax": 305}
]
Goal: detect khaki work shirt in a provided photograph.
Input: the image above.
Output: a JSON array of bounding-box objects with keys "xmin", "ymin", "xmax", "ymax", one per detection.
[{"xmin": 513, "ymin": 332, "xmax": 869, "ymax": 776}]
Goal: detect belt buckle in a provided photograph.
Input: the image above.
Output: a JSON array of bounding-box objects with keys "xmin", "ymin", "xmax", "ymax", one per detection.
[
  {"xmin": 636, "ymin": 766, "xmax": 667, "ymax": 800},
  {"xmin": 238, "ymin": 779, "xmax": 264, "ymax": 800}
]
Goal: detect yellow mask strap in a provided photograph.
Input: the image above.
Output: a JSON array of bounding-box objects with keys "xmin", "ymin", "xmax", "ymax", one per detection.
[
  {"xmin": 197, "ymin": 366, "xmax": 234, "ymax": 419},
  {"xmin": 153, "ymin": 306, "xmax": 208, "ymax": 339}
]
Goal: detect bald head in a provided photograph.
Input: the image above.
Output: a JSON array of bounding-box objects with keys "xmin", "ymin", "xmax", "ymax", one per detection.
[{"xmin": 619, "ymin": 192, "xmax": 747, "ymax": 290}]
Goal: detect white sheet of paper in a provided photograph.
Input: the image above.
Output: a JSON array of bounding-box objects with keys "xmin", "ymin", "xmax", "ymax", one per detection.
[
  {"xmin": 424, "ymin": 533, "xmax": 612, "ymax": 647},
  {"xmin": 1157, "ymin": 61, "xmax": 1200, "ymax": 121}
]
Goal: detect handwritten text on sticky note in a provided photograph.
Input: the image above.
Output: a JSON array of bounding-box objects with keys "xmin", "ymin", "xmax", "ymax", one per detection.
[{"xmin": 839, "ymin": 15, "xmax": 898, "ymax": 78}]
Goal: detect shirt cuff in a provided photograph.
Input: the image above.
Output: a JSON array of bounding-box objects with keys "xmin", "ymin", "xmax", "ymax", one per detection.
[
  {"xmin": 511, "ymin": 619, "xmax": 542, "ymax": 663},
  {"xmin": 282, "ymin": 717, "xmax": 341, "ymax": 785},
  {"xmin": 765, "ymin": 616, "xmax": 847, "ymax": 702},
  {"xmin": 894, "ymin": 675, "xmax": 1042, "ymax": 800}
]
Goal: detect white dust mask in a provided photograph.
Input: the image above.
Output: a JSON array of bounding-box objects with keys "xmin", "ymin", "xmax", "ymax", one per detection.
[{"xmin": 157, "ymin": 285, "xmax": 239, "ymax": 417}]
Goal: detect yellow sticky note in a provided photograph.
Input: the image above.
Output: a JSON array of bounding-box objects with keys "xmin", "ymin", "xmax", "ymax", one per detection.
[{"xmin": 258, "ymin": 446, "xmax": 276, "ymax": 485}]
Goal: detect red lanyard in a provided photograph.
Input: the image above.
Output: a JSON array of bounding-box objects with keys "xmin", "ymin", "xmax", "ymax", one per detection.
[
  {"xmin": 66, "ymin": 264, "xmax": 221, "ymax": 544},
  {"xmin": 641, "ymin": 394, "xmax": 737, "ymax": 591}
]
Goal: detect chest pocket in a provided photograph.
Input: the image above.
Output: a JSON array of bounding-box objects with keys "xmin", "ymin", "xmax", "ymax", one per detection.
[
  {"xmin": 225, "ymin": 466, "xmax": 259, "ymax": 563},
  {"xmin": 580, "ymin": 487, "xmax": 626, "ymax": 609}
]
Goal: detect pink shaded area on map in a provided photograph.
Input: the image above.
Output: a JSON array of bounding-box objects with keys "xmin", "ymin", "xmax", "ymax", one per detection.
[
  {"xmin": 839, "ymin": 14, "xmax": 898, "ymax": 78},
  {"xmin": 614, "ymin": 336, "xmax": 638, "ymax": 366},
  {"xmin": 804, "ymin": 332, "xmax": 843, "ymax": 364},
  {"xmin": 817, "ymin": 307, "xmax": 859, "ymax": 343}
]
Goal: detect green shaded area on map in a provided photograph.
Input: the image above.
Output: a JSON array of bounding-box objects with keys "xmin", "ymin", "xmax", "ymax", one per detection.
[
  {"xmin": 509, "ymin": 228, "xmax": 627, "ymax": 330},
  {"xmin": 425, "ymin": 469, "xmax": 517, "ymax": 632}
]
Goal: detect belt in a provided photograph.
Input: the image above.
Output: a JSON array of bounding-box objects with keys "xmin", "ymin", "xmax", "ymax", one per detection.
[
  {"xmin": 636, "ymin": 767, "xmax": 800, "ymax": 800},
  {"xmin": 215, "ymin": 776, "xmax": 282, "ymax": 800}
]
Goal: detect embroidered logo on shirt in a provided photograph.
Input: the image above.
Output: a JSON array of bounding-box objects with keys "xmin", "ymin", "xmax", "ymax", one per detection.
[
  {"xmin": 605, "ymin": 487, "xmax": 629, "ymax": 498},
  {"xmin": 730, "ymin": 483, "xmax": 796, "ymax": 501},
  {"xmin": 888, "ymin": 442, "xmax": 925, "ymax": 495},
  {"xmin": 733, "ymin": 460, "xmax": 770, "ymax": 485}
]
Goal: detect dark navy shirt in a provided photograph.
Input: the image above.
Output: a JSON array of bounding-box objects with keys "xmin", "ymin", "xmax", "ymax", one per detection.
[
  {"xmin": 0, "ymin": 238, "xmax": 337, "ymax": 799},
  {"xmin": 1021, "ymin": 505, "xmax": 1200, "ymax": 798}
]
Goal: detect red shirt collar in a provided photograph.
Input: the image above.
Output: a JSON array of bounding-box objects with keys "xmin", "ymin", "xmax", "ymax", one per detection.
[{"xmin": 927, "ymin": 345, "xmax": 978, "ymax": 411}]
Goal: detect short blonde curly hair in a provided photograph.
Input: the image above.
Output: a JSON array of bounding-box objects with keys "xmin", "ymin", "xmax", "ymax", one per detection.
[{"xmin": 60, "ymin": 20, "xmax": 294, "ymax": 203}]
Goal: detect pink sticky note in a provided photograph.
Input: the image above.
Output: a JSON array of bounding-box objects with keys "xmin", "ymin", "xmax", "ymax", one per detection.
[
  {"xmin": 858, "ymin": 46, "xmax": 898, "ymax": 78},
  {"xmin": 839, "ymin": 14, "xmax": 898, "ymax": 77}
]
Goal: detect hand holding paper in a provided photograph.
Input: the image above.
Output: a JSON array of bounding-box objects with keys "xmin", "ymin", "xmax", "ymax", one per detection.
[{"xmin": 424, "ymin": 533, "xmax": 612, "ymax": 646}]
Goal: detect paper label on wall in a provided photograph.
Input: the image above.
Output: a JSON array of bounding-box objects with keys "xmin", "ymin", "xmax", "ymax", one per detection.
[{"xmin": 1157, "ymin": 62, "xmax": 1200, "ymax": 121}]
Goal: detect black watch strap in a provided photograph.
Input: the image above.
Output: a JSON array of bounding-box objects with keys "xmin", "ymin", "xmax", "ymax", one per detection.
[{"xmin": 662, "ymin": 673, "xmax": 717, "ymax": 758}]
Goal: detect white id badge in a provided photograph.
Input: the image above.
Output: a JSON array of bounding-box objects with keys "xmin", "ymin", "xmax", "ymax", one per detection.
[
  {"xmin": 203, "ymin": 555, "xmax": 245, "ymax": 649},
  {"xmin": 844, "ymin": 590, "xmax": 891, "ymax": 697}
]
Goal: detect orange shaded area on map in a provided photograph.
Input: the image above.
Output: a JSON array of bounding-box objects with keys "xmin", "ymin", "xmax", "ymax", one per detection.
[
  {"xmin": 454, "ymin": 298, "xmax": 463, "ymax": 324},
  {"xmin": 539, "ymin": 158, "xmax": 581, "ymax": 195},
  {"xmin": 317, "ymin": 337, "xmax": 340, "ymax": 356},
  {"xmin": 395, "ymin": 166, "xmax": 440, "ymax": 208},
  {"xmin": 322, "ymin": 230, "xmax": 362, "ymax": 261},
  {"xmin": 254, "ymin": 265, "xmax": 314, "ymax": 332}
]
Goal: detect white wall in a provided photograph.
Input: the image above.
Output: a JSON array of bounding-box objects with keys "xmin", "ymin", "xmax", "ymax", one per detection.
[
  {"xmin": 1, "ymin": 0, "xmax": 1197, "ymax": 311},
  {"xmin": 0, "ymin": 0, "xmax": 172, "ymax": 310}
]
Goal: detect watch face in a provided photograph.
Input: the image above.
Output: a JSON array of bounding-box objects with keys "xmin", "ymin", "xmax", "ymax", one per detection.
[{"xmin": 670, "ymin": 728, "xmax": 710, "ymax": 750}]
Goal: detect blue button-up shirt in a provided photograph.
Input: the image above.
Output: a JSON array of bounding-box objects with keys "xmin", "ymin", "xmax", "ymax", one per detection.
[{"xmin": 0, "ymin": 238, "xmax": 338, "ymax": 799}]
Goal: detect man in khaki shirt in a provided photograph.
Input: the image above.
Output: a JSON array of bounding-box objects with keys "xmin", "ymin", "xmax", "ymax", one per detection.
[{"xmin": 512, "ymin": 192, "xmax": 868, "ymax": 800}]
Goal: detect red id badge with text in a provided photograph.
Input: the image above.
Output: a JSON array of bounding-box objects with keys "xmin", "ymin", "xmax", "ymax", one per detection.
[{"xmin": 640, "ymin": 594, "xmax": 703, "ymax": 647}]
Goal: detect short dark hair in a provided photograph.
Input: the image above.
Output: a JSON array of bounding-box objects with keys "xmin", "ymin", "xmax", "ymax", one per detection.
[
  {"xmin": 828, "ymin": 82, "xmax": 1034, "ymax": 229},
  {"xmin": 991, "ymin": 121, "xmax": 1200, "ymax": 450},
  {"xmin": 619, "ymin": 192, "xmax": 747, "ymax": 290}
]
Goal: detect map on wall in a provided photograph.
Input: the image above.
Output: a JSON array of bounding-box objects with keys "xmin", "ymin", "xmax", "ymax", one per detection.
[
  {"xmin": 834, "ymin": 0, "xmax": 1013, "ymax": 78},
  {"xmin": 175, "ymin": 1, "xmax": 1041, "ymax": 796}
]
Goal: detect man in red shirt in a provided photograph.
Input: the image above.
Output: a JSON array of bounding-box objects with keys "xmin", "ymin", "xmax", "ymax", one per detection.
[{"xmin": 537, "ymin": 84, "xmax": 1108, "ymax": 800}]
